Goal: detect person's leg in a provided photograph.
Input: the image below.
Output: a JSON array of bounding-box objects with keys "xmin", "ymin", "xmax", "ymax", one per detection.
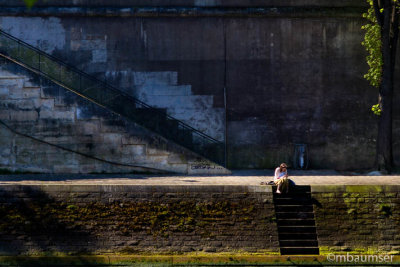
[
  {"xmin": 276, "ymin": 183, "xmax": 281, "ymax": 194},
  {"xmin": 275, "ymin": 180, "xmax": 282, "ymax": 194},
  {"xmin": 283, "ymin": 178, "xmax": 289, "ymax": 193}
]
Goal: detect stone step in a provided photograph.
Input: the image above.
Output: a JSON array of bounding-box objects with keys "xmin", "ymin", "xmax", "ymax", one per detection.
[
  {"xmin": 277, "ymin": 226, "xmax": 317, "ymax": 234},
  {"xmin": 23, "ymin": 86, "xmax": 41, "ymax": 91},
  {"xmin": 138, "ymin": 95, "xmax": 214, "ymax": 109},
  {"xmin": 275, "ymin": 212, "xmax": 315, "ymax": 219},
  {"xmin": 0, "ymin": 75, "xmax": 24, "ymax": 79},
  {"xmin": 174, "ymin": 128, "xmax": 193, "ymax": 147},
  {"xmin": 277, "ymin": 219, "xmax": 316, "ymax": 226},
  {"xmin": 275, "ymin": 205, "xmax": 313, "ymax": 212},
  {"xmin": 275, "ymin": 182, "xmax": 320, "ymax": 255},
  {"xmin": 136, "ymin": 84, "xmax": 191, "ymax": 96},
  {"xmin": 274, "ymin": 198, "xmax": 313, "ymax": 205},
  {"xmin": 273, "ymin": 185, "xmax": 311, "ymax": 192},
  {"xmin": 0, "ymin": 77, "xmax": 24, "ymax": 87},
  {"xmin": 273, "ymin": 191, "xmax": 311, "ymax": 198},
  {"xmin": 133, "ymin": 71, "xmax": 178, "ymax": 86},
  {"xmin": 279, "ymin": 233, "xmax": 318, "ymax": 240},
  {"xmin": 165, "ymin": 118, "xmax": 180, "ymax": 130},
  {"xmin": 279, "ymin": 240, "xmax": 319, "ymax": 247},
  {"xmin": 23, "ymin": 78, "xmax": 41, "ymax": 88},
  {"xmin": 280, "ymin": 247, "xmax": 319, "ymax": 255},
  {"xmin": 132, "ymin": 108, "xmax": 168, "ymax": 123}
]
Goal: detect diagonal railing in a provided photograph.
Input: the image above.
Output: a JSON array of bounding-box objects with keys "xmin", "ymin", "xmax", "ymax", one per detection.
[{"xmin": 0, "ymin": 29, "xmax": 225, "ymax": 166}]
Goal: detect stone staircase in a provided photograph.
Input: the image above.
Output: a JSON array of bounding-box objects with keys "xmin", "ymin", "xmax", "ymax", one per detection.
[
  {"xmin": 0, "ymin": 29, "xmax": 226, "ymax": 167},
  {"xmin": 273, "ymin": 186, "xmax": 320, "ymax": 255},
  {"xmin": 0, "ymin": 62, "xmax": 229, "ymax": 174},
  {"xmin": 133, "ymin": 72, "xmax": 224, "ymax": 142},
  {"xmin": 105, "ymin": 70, "xmax": 225, "ymax": 142}
]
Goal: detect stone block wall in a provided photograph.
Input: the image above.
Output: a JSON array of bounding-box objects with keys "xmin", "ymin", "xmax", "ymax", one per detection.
[
  {"xmin": 0, "ymin": 184, "xmax": 400, "ymax": 256},
  {"xmin": 0, "ymin": 59, "xmax": 228, "ymax": 174},
  {"xmin": 312, "ymin": 185, "xmax": 400, "ymax": 254},
  {"xmin": 0, "ymin": 185, "xmax": 278, "ymax": 255},
  {"xmin": 2, "ymin": 2, "xmax": 398, "ymax": 170}
]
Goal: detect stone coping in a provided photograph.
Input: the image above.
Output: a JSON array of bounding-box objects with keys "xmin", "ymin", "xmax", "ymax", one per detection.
[
  {"xmin": 1, "ymin": 170, "xmax": 400, "ymax": 186},
  {"xmin": 1, "ymin": 183, "xmax": 400, "ymax": 193},
  {"xmin": 0, "ymin": 184, "xmax": 272, "ymax": 193}
]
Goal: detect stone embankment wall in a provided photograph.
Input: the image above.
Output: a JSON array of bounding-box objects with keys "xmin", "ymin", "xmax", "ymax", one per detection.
[
  {"xmin": 313, "ymin": 185, "xmax": 400, "ymax": 254},
  {"xmin": 0, "ymin": 184, "xmax": 399, "ymax": 255},
  {"xmin": 2, "ymin": 0, "xmax": 400, "ymax": 170},
  {"xmin": 0, "ymin": 59, "xmax": 228, "ymax": 174},
  {"xmin": 0, "ymin": 185, "xmax": 278, "ymax": 255}
]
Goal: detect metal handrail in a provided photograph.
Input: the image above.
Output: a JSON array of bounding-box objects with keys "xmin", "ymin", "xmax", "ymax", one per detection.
[{"xmin": 0, "ymin": 29, "xmax": 225, "ymax": 165}]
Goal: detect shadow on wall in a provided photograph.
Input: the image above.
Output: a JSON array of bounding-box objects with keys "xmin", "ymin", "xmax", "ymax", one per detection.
[{"xmin": 0, "ymin": 186, "xmax": 96, "ymax": 256}]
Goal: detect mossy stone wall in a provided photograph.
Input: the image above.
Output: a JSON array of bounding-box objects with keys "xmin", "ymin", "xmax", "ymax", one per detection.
[
  {"xmin": 312, "ymin": 185, "xmax": 400, "ymax": 255},
  {"xmin": 0, "ymin": 185, "xmax": 278, "ymax": 255},
  {"xmin": 2, "ymin": 184, "xmax": 400, "ymax": 256}
]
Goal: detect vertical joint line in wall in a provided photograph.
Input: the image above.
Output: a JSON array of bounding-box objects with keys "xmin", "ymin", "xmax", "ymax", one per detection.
[{"xmin": 223, "ymin": 18, "xmax": 228, "ymax": 168}]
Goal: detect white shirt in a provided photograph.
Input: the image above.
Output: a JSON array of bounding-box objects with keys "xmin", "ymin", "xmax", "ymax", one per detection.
[{"xmin": 274, "ymin": 167, "xmax": 287, "ymax": 182}]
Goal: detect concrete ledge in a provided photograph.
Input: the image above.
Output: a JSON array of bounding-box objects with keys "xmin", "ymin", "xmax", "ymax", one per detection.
[
  {"xmin": 0, "ymin": 254, "xmax": 399, "ymax": 265},
  {"xmin": 0, "ymin": 184, "xmax": 273, "ymax": 193}
]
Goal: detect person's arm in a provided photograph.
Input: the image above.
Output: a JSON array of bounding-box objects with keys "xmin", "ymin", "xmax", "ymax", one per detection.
[{"xmin": 274, "ymin": 168, "xmax": 280, "ymax": 180}]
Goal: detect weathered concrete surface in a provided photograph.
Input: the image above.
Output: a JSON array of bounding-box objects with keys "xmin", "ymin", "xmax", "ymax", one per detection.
[{"xmin": 0, "ymin": 1, "xmax": 399, "ymax": 170}]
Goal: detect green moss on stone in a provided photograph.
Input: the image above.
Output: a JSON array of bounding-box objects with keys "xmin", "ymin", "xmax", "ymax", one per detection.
[{"xmin": 0, "ymin": 199, "xmax": 264, "ymax": 238}]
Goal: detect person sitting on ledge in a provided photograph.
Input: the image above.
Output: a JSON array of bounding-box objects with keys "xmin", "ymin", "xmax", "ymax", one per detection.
[{"xmin": 274, "ymin": 163, "xmax": 289, "ymax": 194}]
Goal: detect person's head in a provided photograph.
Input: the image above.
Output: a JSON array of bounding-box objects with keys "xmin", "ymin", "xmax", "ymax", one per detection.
[{"xmin": 279, "ymin": 163, "xmax": 287, "ymax": 172}]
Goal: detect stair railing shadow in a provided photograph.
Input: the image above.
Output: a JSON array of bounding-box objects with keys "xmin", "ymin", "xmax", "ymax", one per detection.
[{"xmin": 0, "ymin": 29, "xmax": 225, "ymax": 167}]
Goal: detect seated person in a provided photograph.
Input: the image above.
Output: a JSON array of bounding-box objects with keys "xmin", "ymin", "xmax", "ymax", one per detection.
[{"xmin": 274, "ymin": 163, "xmax": 289, "ymax": 194}]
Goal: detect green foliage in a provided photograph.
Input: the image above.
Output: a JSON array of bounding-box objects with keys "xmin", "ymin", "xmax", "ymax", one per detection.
[
  {"xmin": 361, "ymin": 1, "xmax": 385, "ymax": 116},
  {"xmin": 23, "ymin": 0, "xmax": 38, "ymax": 8},
  {"xmin": 361, "ymin": 1, "xmax": 383, "ymax": 89},
  {"xmin": 371, "ymin": 103, "xmax": 382, "ymax": 115},
  {"xmin": 362, "ymin": 1, "xmax": 400, "ymax": 116}
]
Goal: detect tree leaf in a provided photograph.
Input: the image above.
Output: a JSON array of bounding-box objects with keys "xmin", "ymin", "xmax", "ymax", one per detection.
[{"xmin": 23, "ymin": 0, "xmax": 38, "ymax": 9}]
